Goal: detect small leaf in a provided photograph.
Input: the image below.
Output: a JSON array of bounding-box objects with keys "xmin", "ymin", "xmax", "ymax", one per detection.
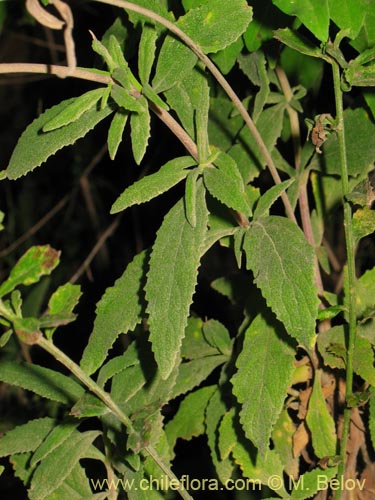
[
  {"xmin": 272, "ymin": 0, "xmax": 329, "ymax": 42},
  {"xmin": 231, "ymin": 313, "xmax": 295, "ymax": 455},
  {"xmin": 111, "ymin": 157, "xmax": 195, "ymax": 213},
  {"xmin": 184, "ymin": 169, "xmax": 199, "ymax": 228},
  {"xmin": 145, "ymin": 182, "xmax": 208, "ymax": 379},
  {"xmin": 70, "ymin": 393, "xmax": 109, "ymax": 418},
  {"xmin": 13, "ymin": 317, "xmax": 42, "ymax": 345},
  {"xmin": 306, "ymin": 370, "xmax": 337, "ymax": 458},
  {"xmin": 107, "ymin": 110, "xmax": 128, "ymax": 160},
  {"xmin": 28, "ymin": 430, "xmax": 100, "ymax": 500},
  {"xmin": 31, "ymin": 418, "xmax": 79, "ymax": 466},
  {"xmin": 353, "ymin": 206, "xmax": 375, "ymax": 244},
  {"xmin": 243, "ymin": 217, "xmax": 319, "ymax": 349},
  {"xmin": 130, "ymin": 97, "xmax": 151, "ymax": 164},
  {"xmin": 0, "ymin": 418, "xmax": 55, "ymax": 457},
  {"xmin": 165, "ymin": 385, "xmax": 216, "ymax": 451},
  {"xmin": 177, "ymin": 0, "xmax": 252, "ymax": 54},
  {"xmin": 110, "ymin": 84, "xmax": 143, "ymax": 113},
  {"xmin": 80, "ymin": 250, "xmax": 147, "ymax": 376},
  {"xmin": 253, "ymin": 179, "xmax": 294, "ymax": 219},
  {"xmin": 290, "ymin": 465, "xmax": 338, "ymax": 499},
  {"xmin": 138, "ymin": 24, "xmax": 158, "ymax": 84},
  {"xmin": 6, "ymin": 99, "xmax": 113, "ymax": 180},
  {"xmin": 43, "ymin": 89, "xmax": 105, "ymax": 132},
  {"xmin": 203, "ymin": 152, "xmax": 250, "ymax": 215},
  {"xmin": 0, "ymin": 360, "xmax": 84, "ymax": 404},
  {"xmin": 274, "ymin": 28, "xmax": 330, "ymax": 61},
  {"xmin": 0, "ymin": 245, "xmax": 60, "ymax": 298},
  {"xmin": 203, "ymin": 319, "xmax": 232, "ymax": 356}
]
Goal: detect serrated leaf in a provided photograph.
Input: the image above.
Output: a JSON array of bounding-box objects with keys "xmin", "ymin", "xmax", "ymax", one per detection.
[
  {"xmin": 165, "ymin": 385, "xmax": 216, "ymax": 451},
  {"xmin": 243, "ymin": 216, "xmax": 319, "ymax": 348},
  {"xmin": 0, "ymin": 418, "xmax": 55, "ymax": 457},
  {"xmin": 306, "ymin": 370, "xmax": 336, "ymax": 458},
  {"xmin": 6, "ymin": 99, "xmax": 113, "ymax": 180},
  {"xmin": 138, "ymin": 24, "xmax": 158, "ymax": 84},
  {"xmin": 31, "ymin": 419, "xmax": 79, "ymax": 467},
  {"xmin": 97, "ymin": 343, "xmax": 140, "ymax": 388},
  {"xmin": 203, "ymin": 152, "xmax": 250, "ymax": 215},
  {"xmin": 80, "ymin": 250, "xmax": 147, "ymax": 375},
  {"xmin": 130, "ymin": 98, "xmax": 151, "ymax": 164},
  {"xmin": 107, "ymin": 110, "xmax": 128, "ymax": 160},
  {"xmin": 44, "ymin": 462, "xmax": 97, "ymax": 500},
  {"xmin": 110, "ymin": 84, "xmax": 143, "ymax": 113},
  {"xmin": 145, "ymin": 182, "xmax": 208, "ymax": 379},
  {"xmin": 43, "ymin": 89, "xmax": 106, "ymax": 132},
  {"xmin": 177, "ymin": 0, "xmax": 252, "ymax": 54},
  {"xmin": 152, "ymin": 34, "xmax": 197, "ymax": 94},
  {"xmin": 28, "ymin": 430, "xmax": 100, "ymax": 500},
  {"xmin": 272, "ymin": 0, "xmax": 329, "ymax": 42},
  {"xmin": 0, "ymin": 246, "xmax": 60, "ymax": 298},
  {"xmin": 231, "ymin": 313, "xmax": 295, "ymax": 455},
  {"xmin": 0, "ymin": 360, "xmax": 84, "ymax": 403},
  {"xmin": 290, "ymin": 465, "xmax": 338, "ymax": 499},
  {"xmin": 253, "ymin": 179, "xmax": 294, "ymax": 219},
  {"xmin": 111, "ymin": 156, "xmax": 195, "ymax": 213}
]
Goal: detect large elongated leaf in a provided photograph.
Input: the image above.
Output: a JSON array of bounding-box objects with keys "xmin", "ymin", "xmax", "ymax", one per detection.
[
  {"xmin": 0, "ymin": 360, "xmax": 84, "ymax": 403},
  {"xmin": 231, "ymin": 313, "xmax": 295, "ymax": 455},
  {"xmin": 243, "ymin": 216, "xmax": 319, "ymax": 348},
  {"xmin": 177, "ymin": 0, "xmax": 252, "ymax": 54},
  {"xmin": 80, "ymin": 250, "xmax": 148, "ymax": 375},
  {"xmin": 28, "ymin": 430, "xmax": 100, "ymax": 500},
  {"xmin": 306, "ymin": 370, "xmax": 336, "ymax": 458},
  {"xmin": 111, "ymin": 156, "xmax": 196, "ymax": 213},
  {"xmin": 0, "ymin": 246, "xmax": 60, "ymax": 298},
  {"xmin": 6, "ymin": 98, "xmax": 113, "ymax": 180},
  {"xmin": 0, "ymin": 418, "xmax": 55, "ymax": 457},
  {"xmin": 145, "ymin": 182, "xmax": 208, "ymax": 379},
  {"xmin": 272, "ymin": 0, "xmax": 329, "ymax": 42}
]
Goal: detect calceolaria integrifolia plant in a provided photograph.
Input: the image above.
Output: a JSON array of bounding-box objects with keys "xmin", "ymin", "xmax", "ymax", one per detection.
[{"xmin": 1, "ymin": 0, "xmax": 375, "ymax": 499}]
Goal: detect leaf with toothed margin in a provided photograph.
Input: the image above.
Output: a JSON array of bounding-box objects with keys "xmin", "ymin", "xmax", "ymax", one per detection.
[
  {"xmin": 6, "ymin": 98, "xmax": 113, "ymax": 180},
  {"xmin": 243, "ymin": 216, "xmax": 319, "ymax": 349},
  {"xmin": 231, "ymin": 313, "xmax": 295, "ymax": 456},
  {"xmin": 145, "ymin": 181, "xmax": 208, "ymax": 379}
]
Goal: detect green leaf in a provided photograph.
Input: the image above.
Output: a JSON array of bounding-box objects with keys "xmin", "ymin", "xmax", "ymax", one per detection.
[
  {"xmin": 43, "ymin": 89, "xmax": 105, "ymax": 132},
  {"xmin": 107, "ymin": 110, "xmax": 128, "ymax": 160},
  {"xmin": 0, "ymin": 360, "xmax": 84, "ymax": 403},
  {"xmin": 0, "ymin": 418, "xmax": 55, "ymax": 457},
  {"xmin": 231, "ymin": 313, "xmax": 295, "ymax": 455},
  {"xmin": 13, "ymin": 317, "xmax": 42, "ymax": 345},
  {"xmin": 97, "ymin": 342, "xmax": 140, "ymax": 387},
  {"xmin": 184, "ymin": 169, "xmax": 200, "ymax": 227},
  {"xmin": 138, "ymin": 24, "xmax": 158, "ymax": 84},
  {"xmin": 145, "ymin": 182, "xmax": 208, "ymax": 378},
  {"xmin": 80, "ymin": 250, "xmax": 147, "ymax": 375},
  {"xmin": 6, "ymin": 98, "xmax": 113, "ymax": 180},
  {"xmin": 177, "ymin": 0, "xmax": 252, "ymax": 54},
  {"xmin": 180, "ymin": 316, "xmax": 220, "ymax": 360},
  {"xmin": 274, "ymin": 28, "xmax": 329, "ymax": 60},
  {"xmin": 70, "ymin": 393, "xmax": 109, "ymax": 418},
  {"xmin": 290, "ymin": 465, "xmax": 338, "ymax": 499},
  {"xmin": 272, "ymin": 0, "xmax": 329, "ymax": 42},
  {"xmin": 110, "ymin": 84, "xmax": 143, "ymax": 113},
  {"xmin": 44, "ymin": 462, "xmax": 98, "ymax": 500},
  {"xmin": 353, "ymin": 206, "xmax": 375, "ymax": 244},
  {"xmin": 165, "ymin": 385, "xmax": 216, "ymax": 452},
  {"xmin": 152, "ymin": 34, "xmax": 197, "ymax": 94},
  {"xmin": 0, "ymin": 246, "xmax": 60, "ymax": 298},
  {"xmin": 45, "ymin": 283, "xmax": 81, "ymax": 339},
  {"xmin": 369, "ymin": 392, "xmax": 375, "ymax": 451},
  {"xmin": 211, "ymin": 37, "xmax": 243, "ymax": 75},
  {"xmin": 202, "ymin": 319, "xmax": 232, "ymax": 356},
  {"xmin": 328, "ymin": 0, "xmax": 366, "ymax": 40},
  {"xmin": 272, "ymin": 409, "xmax": 299, "ymax": 478},
  {"xmin": 130, "ymin": 97, "xmax": 151, "ymax": 164},
  {"xmin": 356, "ymin": 267, "xmax": 375, "ymax": 318},
  {"xmin": 306, "ymin": 370, "xmax": 337, "ymax": 458},
  {"xmin": 351, "ymin": 7, "xmax": 375, "ymax": 52},
  {"xmin": 243, "ymin": 217, "xmax": 319, "ymax": 349},
  {"xmin": 253, "ymin": 179, "xmax": 294, "ymax": 219},
  {"xmin": 28, "ymin": 430, "xmax": 100, "ymax": 500},
  {"xmin": 111, "ymin": 156, "xmax": 195, "ymax": 213},
  {"xmin": 31, "ymin": 419, "xmax": 79, "ymax": 467},
  {"xmin": 203, "ymin": 152, "xmax": 250, "ymax": 215}
]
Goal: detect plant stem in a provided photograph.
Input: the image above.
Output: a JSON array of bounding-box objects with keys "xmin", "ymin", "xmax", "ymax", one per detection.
[
  {"xmin": 37, "ymin": 337, "xmax": 194, "ymax": 500},
  {"xmin": 331, "ymin": 61, "xmax": 357, "ymax": 494}
]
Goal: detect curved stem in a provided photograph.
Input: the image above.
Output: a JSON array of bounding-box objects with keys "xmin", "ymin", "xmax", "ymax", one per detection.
[
  {"xmin": 92, "ymin": 0, "xmax": 296, "ymax": 222},
  {"xmin": 37, "ymin": 337, "xmax": 194, "ymax": 500},
  {"xmin": 331, "ymin": 61, "xmax": 357, "ymax": 497}
]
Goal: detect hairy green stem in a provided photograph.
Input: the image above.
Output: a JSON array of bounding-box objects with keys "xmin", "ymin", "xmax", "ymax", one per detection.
[
  {"xmin": 37, "ymin": 337, "xmax": 194, "ymax": 500},
  {"xmin": 331, "ymin": 61, "xmax": 357, "ymax": 494}
]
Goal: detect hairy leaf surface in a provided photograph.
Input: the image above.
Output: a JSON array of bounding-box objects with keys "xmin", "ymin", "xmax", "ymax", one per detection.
[
  {"xmin": 243, "ymin": 216, "xmax": 319, "ymax": 348},
  {"xmin": 145, "ymin": 182, "xmax": 208, "ymax": 378},
  {"xmin": 0, "ymin": 418, "xmax": 55, "ymax": 457}
]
